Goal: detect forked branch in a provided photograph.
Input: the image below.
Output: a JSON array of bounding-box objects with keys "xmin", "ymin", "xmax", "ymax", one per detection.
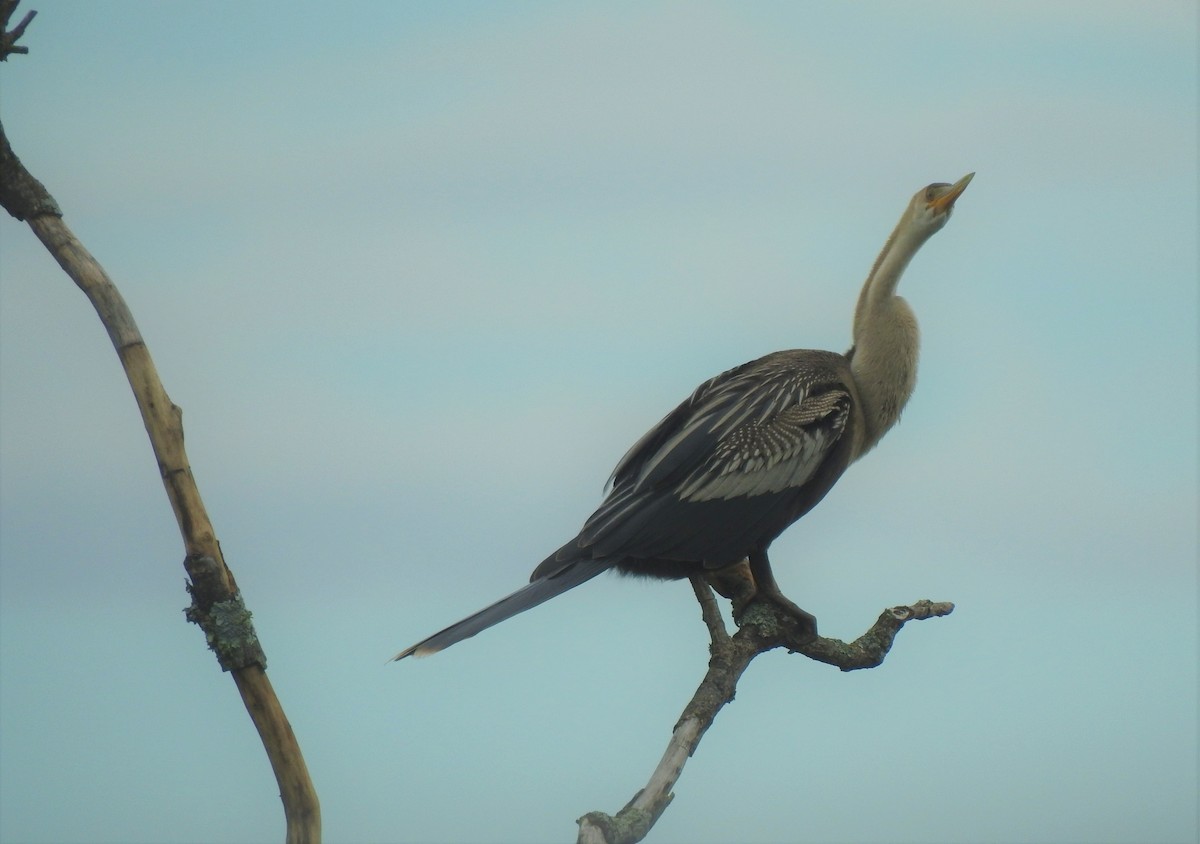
[
  {"xmin": 0, "ymin": 0, "xmax": 35, "ymax": 60},
  {"xmin": 577, "ymin": 582, "xmax": 954, "ymax": 844}
]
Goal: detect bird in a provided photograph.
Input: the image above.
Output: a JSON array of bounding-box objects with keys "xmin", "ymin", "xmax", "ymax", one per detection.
[{"xmin": 394, "ymin": 173, "xmax": 973, "ymax": 660}]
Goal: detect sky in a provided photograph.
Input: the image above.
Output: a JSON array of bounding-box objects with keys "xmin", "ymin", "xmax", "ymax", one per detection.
[{"xmin": 0, "ymin": 3, "xmax": 1196, "ymax": 843}]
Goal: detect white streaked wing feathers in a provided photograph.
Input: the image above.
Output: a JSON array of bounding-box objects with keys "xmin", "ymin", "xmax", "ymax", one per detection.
[{"xmin": 677, "ymin": 392, "xmax": 849, "ymax": 501}]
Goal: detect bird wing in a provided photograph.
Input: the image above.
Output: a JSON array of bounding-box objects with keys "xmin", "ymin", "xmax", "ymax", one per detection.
[
  {"xmin": 673, "ymin": 386, "xmax": 850, "ymax": 501},
  {"xmin": 582, "ymin": 351, "xmax": 852, "ymax": 544}
]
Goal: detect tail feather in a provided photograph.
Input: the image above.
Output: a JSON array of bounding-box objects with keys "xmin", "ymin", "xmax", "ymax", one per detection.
[{"xmin": 392, "ymin": 558, "xmax": 610, "ymax": 660}]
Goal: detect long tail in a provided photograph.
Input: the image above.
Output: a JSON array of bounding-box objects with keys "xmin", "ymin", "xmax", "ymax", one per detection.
[{"xmin": 391, "ymin": 558, "xmax": 610, "ymax": 660}]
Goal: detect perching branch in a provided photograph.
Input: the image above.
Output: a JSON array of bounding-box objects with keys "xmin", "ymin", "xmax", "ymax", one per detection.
[
  {"xmin": 0, "ymin": 15, "xmax": 320, "ymax": 844},
  {"xmin": 577, "ymin": 583, "xmax": 954, "ymax": 844}
]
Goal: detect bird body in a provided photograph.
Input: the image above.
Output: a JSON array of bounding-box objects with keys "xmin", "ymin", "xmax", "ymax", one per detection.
[
  {"xmin": 394, "ymin": 174, "xmax": 973, "ymax": 660},
  {"xmin": 562, "ymin": 349, "xmax": 863, "ymax": 574}
]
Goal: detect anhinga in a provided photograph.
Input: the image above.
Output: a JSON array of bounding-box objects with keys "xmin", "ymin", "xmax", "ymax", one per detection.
[{"xmin": 394, "ymin": 173, "xmax": 973, "ymax": 660}]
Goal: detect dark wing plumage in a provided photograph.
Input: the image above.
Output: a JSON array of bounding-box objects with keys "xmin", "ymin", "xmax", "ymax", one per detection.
[{"xmin": 551, "ymin": 349, "xmax": 855, "ymax": 570}]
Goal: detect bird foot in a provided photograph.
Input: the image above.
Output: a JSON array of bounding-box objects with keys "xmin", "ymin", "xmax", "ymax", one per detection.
[{"xmin": 733, "ymin": 591, "xmax": 819, "ymax": 640}]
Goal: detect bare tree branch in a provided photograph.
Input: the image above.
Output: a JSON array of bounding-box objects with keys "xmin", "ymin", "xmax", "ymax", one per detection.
[
  {"xmin": 578, "ymin": 584, "xmax": 954, "ymax": 844},
  {"xmin": 691, "ymin": 576, "xmax": 731, "ymax": 647},
  {"xmin": 0, "ymin": 0, "xmax": 35, "ymax": 60},
  {"xmin": 0, "ymin": 17, "xmax": 321, "ymax": 843}
]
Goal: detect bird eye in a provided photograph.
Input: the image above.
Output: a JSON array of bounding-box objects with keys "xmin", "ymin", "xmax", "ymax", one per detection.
[{"xmin": 924, "ymin": 183, "xmax": 951, "ymax": 204}]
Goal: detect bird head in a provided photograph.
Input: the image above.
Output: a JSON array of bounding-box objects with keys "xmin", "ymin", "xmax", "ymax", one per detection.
[{"xmin": 906, "ymin": 172, "xmax": 974, "ymax": 236}]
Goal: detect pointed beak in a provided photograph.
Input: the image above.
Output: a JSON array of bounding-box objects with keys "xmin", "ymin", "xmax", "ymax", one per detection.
[{"xmin": 929, "ymin": 172, "xmax": 974, "ymax": 213}]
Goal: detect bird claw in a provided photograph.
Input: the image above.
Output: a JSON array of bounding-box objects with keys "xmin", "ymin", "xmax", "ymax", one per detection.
[{"xmin": 732, "ymin": 591, "xmax": 819, "ymax": 640}]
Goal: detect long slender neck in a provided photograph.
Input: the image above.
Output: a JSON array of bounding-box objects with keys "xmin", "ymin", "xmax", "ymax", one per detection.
[{"xmin": 849, "ymin": 219, "xmax": 931, "ymax": 456}]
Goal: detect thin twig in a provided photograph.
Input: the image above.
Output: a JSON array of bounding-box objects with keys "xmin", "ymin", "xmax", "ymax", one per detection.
[
  {"xmin": 690, "ymin": 576, "xmax": 731, "ymax": 647},
  {"xmin": 792, "ymin": 599, "xmax": 955, "ymax": 671},
  {"xmin": 0, "ymin": 0, "xmax": 35, "ymax": 59}
]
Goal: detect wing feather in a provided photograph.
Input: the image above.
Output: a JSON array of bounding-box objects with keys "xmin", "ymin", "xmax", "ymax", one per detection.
[
  {"xmin": 581, "ymin": 350, "xmax": 853, "ymax": 552},
  {"xmin": 676, "ymin": 389, "xmax": 850, "ymax": 501}
]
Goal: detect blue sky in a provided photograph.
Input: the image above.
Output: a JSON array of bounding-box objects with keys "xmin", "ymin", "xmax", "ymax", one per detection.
[{"xmin": 1, "ymin": 3, "xmax": 1196, "ymax": 843}]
